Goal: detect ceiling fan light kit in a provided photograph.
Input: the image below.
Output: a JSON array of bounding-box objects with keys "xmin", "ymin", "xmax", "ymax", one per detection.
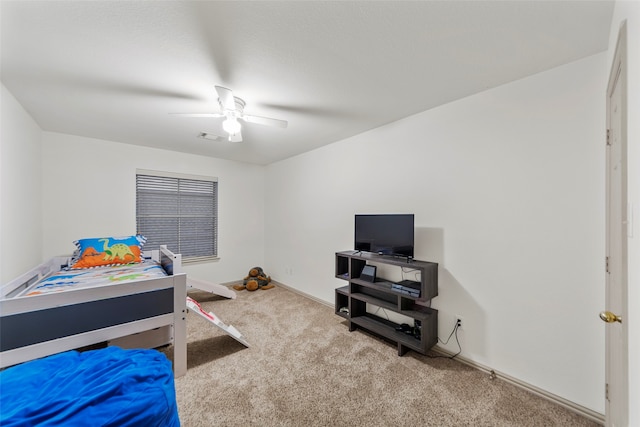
[
  {"xmin": 173, "ymin": 86, "xmax": 288, "ymax": 143},
  {"xmin": 222, "ymin": 117, "xmax": 241, "ymax": 135}
]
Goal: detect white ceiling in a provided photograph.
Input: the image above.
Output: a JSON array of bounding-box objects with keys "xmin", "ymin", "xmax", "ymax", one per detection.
[{"xmin": 1, "ymin": 1, "xmax": 614, "ymax": 165}]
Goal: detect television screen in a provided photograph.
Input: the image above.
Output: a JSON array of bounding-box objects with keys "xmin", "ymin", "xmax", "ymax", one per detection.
[{"xmin": 354, "ymin": 214, "xmax": 414, "ymax": 258}]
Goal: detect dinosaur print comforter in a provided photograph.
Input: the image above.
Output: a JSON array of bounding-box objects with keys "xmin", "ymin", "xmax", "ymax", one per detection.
[{"xmin": 19, "ymin": 260, "xmax": 168, "ymax": 297}]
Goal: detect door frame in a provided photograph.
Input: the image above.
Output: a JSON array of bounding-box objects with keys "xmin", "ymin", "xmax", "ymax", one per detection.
[{"xmin": 605, "ymin": 20, "xmax": 628, "ymax": 427}]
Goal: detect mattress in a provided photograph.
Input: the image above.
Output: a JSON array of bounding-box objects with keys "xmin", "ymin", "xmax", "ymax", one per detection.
[
  {"xmin": 0, "ymin": 347, "xmax": 180, "ymax": 427},
  {"xmin": 19, "ymin": 260, "xmax": 168, "ymax": 297}
]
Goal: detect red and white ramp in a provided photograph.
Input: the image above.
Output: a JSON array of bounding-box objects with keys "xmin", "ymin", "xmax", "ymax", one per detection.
[{"xmin": 186, "ymin": 297, "xmax": 249, "ymax": 347}]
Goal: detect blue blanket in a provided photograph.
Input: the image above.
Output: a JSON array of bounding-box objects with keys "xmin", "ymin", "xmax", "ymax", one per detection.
[{"xmin": 0, "ymin": 347, "xmax": 180, "ymax": 426}]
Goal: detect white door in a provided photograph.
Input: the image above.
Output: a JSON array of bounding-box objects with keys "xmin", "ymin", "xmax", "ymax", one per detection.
[{"xmin": 603, "ymin": 22, "xmax": 628, "ymax": 427}]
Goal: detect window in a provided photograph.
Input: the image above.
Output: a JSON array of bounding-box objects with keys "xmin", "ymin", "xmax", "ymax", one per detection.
[{"xmin": 136, "ymin": 170, "xmax": 218, "ymax": 262}]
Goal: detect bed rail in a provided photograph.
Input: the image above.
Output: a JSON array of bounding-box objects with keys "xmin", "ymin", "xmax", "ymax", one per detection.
[{"xmin": 1, "ymin": 256, "xmax": 70, "ymax": 299}]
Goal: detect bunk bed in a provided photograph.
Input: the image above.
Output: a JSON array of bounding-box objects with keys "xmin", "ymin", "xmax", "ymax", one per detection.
[{"xmin": 0, "ymin": 245, "xmax": 187, "ymax": 378}]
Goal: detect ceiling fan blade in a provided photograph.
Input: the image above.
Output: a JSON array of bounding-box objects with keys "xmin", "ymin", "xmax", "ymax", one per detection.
[
  {"xmin": 241, "ymin": 114, "xmax": 288, "ymax": 128},
  {"xmin": 170, "ymin": 113, "xmax": 224, "ymax": 118},
  {"xmin": 215, "ymin": 86, "xmax": 236, "ymax": 111}
]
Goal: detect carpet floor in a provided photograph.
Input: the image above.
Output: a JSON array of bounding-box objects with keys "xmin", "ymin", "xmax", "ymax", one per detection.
[{"xmin": 162, "ymin": 285, "xmax": 600, "ymax": 427}]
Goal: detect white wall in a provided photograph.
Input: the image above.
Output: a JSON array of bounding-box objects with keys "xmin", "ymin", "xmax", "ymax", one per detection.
[
  {"xmin": 608, "ymin": 2, "xmax": 640, "ymax": 425},
  {"xmin": 265, "ymin": 53, "xmax": 607, "ymax": 413},
  {"xmin": 0, "ymin": 84, "xmax": 43, "ymax": 283},
  {"xmin": 41, "ymin": 132, "xmax": 265, "ymax": 284}
]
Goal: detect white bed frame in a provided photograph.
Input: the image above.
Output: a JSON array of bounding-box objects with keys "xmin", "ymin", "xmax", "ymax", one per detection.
[{"xmin": 0, "ymin": 245, "xmax": 187, "ymax": 377}]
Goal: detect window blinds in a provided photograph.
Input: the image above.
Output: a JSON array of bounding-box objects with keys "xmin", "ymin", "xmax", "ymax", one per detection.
[{"xmin": 136, "ymin": 173, "xmax": 218, "ymax": 261}]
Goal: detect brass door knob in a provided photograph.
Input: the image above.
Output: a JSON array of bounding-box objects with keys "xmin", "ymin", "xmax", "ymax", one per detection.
[{"xmin": 599, "ymin": 311, "xmax": 622, "ymax": 323}]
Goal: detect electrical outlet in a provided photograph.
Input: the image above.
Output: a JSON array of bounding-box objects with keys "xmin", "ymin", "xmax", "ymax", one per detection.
[{"xmin": 456, "ymin": 315, "xmax": 464, "ymax": 329}]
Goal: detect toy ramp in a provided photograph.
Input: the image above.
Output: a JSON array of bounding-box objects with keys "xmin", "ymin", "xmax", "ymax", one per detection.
[
  {"xmin": 186, "ymin": 297, "xmax": 249, "ymax": 347},
  {"xmin": 188, "ymin": 277, "xmax": 236, "ymax": 299}
]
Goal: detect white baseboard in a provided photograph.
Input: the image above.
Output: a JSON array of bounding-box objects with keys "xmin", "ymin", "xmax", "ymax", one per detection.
[
  {"xmin": 430, "ymin": 347, "xmax": 604, "ymax": 425},
  {"xmin": 270, "ymin": 280, "xmax": 334, "ymax": 308}
]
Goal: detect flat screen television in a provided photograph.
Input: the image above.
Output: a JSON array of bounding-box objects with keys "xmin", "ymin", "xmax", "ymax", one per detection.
[{"xmin": 354, "ymin": 214, "xmax": 414, "ymax": 259}]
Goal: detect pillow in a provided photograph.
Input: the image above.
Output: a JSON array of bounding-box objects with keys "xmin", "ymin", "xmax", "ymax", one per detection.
[{"xmin": 69, "ymin": 235, "xmax": 146, "ymax": 269}]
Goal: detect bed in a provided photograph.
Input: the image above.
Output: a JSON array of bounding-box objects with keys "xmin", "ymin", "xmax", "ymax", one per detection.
[{"xmin": 0, "ymin": 244, "xmax": 187, "ymax": 378}]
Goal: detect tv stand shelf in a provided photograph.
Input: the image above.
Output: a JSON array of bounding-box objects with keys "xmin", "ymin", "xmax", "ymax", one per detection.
[{"xmin": 334, "ymin": 251, "xmax": 438, "ymax": 356}]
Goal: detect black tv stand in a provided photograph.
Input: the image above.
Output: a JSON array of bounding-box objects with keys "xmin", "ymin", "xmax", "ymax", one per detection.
[{"xmin": 334, "ymin": 251, "xmax": 438, "ymax": 356}]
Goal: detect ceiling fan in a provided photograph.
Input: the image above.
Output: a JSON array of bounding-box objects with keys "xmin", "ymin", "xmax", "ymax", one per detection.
[{"xmin": 172, "ymin": 86, "xmax": 287, "ymax": 142}]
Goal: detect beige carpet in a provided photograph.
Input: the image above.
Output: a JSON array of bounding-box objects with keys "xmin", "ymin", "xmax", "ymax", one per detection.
[{"xmin": 162, "ymin": 285, "xmax": 600, "ymax": 427}]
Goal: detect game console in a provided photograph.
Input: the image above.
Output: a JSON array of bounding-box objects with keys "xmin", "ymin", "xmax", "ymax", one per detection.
[{"xmin": 391, "ymin": 279, "xmax": 420, "ymax": 298}]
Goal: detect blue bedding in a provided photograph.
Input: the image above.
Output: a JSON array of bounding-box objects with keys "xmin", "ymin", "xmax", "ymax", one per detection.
[{"xmin": 0, "ymin": 347, "xmax": 180, "ymax": 426}]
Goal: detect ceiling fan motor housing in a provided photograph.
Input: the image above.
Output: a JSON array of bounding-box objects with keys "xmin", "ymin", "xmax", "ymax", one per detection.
[{"xmin": 219, "ymin": 97, "xmax": 246, "ymax": 114}]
